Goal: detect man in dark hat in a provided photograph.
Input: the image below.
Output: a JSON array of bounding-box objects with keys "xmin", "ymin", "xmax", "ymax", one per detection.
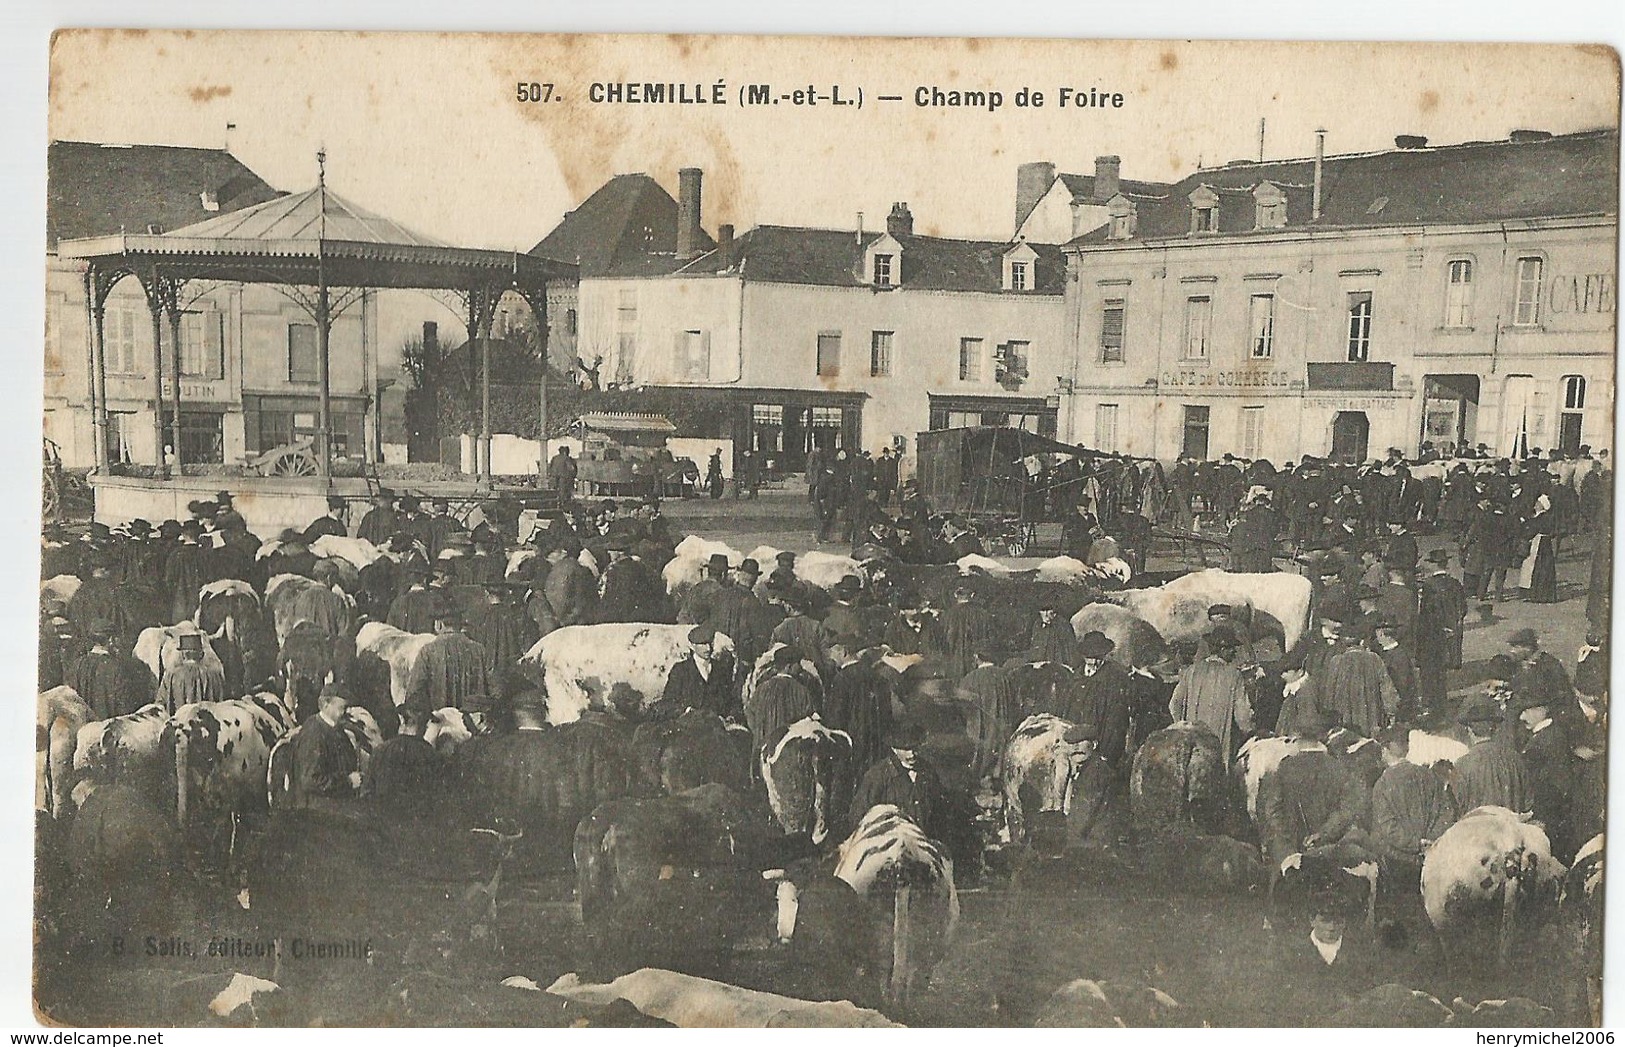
[
  {"xmin": 822, "ymin": 576, "xmax": 867, "ymax": 649},
  {"xmin": 290, "ymin": 684, "xmax": 363, "ymax": 809},
  {"xmin": 1362, "ymin": 727, "xmax": 1459, "ymax": 875},
  {"xmin": 660, "ymin": 625, "xmax": 738, "ymax": 720},
  {"xmin": 940, "ymin": 582, "xmax": 997, "ymax": 680},
  {"xmin": 849, "ymin": 718, "xmax": 946, "ymax": 834},
  {"xmin": 1320, "ymin": 615, "xmax": 1397, "ymax": 735},
  {"xmin": 157, "ymin": 627, "xmax": 224, "ymax": 712},
  {"xmin": 826, "ymin": 642, "xmax": 895, "ymax": 775},
  {"xmin": 356, "ymin": 490, "xmax": 400, "ymax": 547},
  {"xmin": 1451, "ymin": 691, "xmax": 1532, "ymax": 815},
  {"xmin": 306, "ymin": 496, "xmax": 350, "ymax": 542},
  {"xmin": 405, "ymin": 599, "xmax": 491, "ymax": 721},
  {"xmin": 1026, "ymin": 605, "xmax": 1077, "ymax": 666},
  {"xmin": 387, "ymin": 559, "xmax": 441, "ymax": 635},
  {"xmin": 744, "ymin": 644, "xmax": 816, "ymax": 756},
  {"xmin": 596, "ymin": 537, "xmax": 669, "ymax": 624},
  {"xmin": 421, "ymin": 497, "xmax": 459, "ymax": 562},
  {"xmin": 1074, "ymin": 631, "xmax": 1134, "ymax": 768},
  {"xmin": 532, "ymin": 535, "xmax": 595, "ymax": 636},
  {"xmin": 1371, "ymin": 618, "xmax": 1418, "ymax": 723},
  {"xmin": 680, "ymin": 554, "xmax": 735, "ymax": 623},
  {"xmin": 1415, "ymin": 548, "xmax": 1467, "ymax": 719},
  {"xmin": 66, "ymin": 618, "xmax": 156, "ymax": 721},
  {"xmin": 1513, "ymin": 689, "xmax": 1576, "ymax": 861},
  {"xmin": 163, "ymin": 519, "xmax": 214, "ymax": 622},
  {"xmin": 213, "ymin": 492, "xmax": 247, "ymax": 534}
]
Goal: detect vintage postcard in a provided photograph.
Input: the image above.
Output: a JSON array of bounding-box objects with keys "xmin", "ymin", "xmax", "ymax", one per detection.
[{"xmin": 35, "ymin": 30, "xmax": 1619, "ymax": 1028}]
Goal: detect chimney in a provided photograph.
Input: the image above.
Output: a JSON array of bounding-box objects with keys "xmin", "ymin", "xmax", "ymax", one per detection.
[
  {"xmin": 1014, "ymin": 161, "xmax": 1056, "ymax": 232},
  {"xmin": 856, "ymin": 212, "xmax": 864, "ymax": 246},
  {"xmin": 886, "ymin": 202, "xmax": 914, "ymax": 238},
  {"xmin": 1093, "ymin": 155, "xmax": 1121, "ymax": 202},
  {"xmin": 423, "ymin": 321, "xmax": 438, "ymax": 355},
  {"xmin": 676, "ymin": 167, "xmax": 703, "ymax": 259},
  {"xmin": 717, "ymin": 223, "xmax": 734, "ymax": 265},
  {"xmin": 1312, "ymin": 129, "xmax": 1326, "ymax": 221}
]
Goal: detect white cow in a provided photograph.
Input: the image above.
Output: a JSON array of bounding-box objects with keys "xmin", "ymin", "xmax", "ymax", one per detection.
[
  {"xmin": 133, "ymin": 624, "xmax": 225, "ymax": 683},
  {"xmin": 73, "ymin": 703, "xmax": 170, "ymax": 804},
  {"xmin": 39, "ymin": 686, "xmax": 91, "ymax": 818},
  {"xmin": 355, "ymin": 621, "xmax": 437, "ymax": 708},
  {"xmin": 747, "ymin": 546, "xmax": 865, "ymax": 592},
  {"xmin": 662, "ymin": 536, "xmax": 745, "ymax": 596},
  {"xmin": 521, "ymin": 623, "xmax": 735, "ymax": 724},
  {"xmin": 1421, "ymin": 806, "xmax": 1566, "ymax": 964},
  {"xmin": 1235, "ymin": 735, "xmax": 1327, "ymax": 822},
  {"xmin": 544, "ymin": 970, "xmax": 900, "ymax": 1028},
  {"xmin": 309, "ymin": 534, "xmax": 386, "ymax": 569},
  {"xmin": 1116, "ymin": 569, "xmax": 1313, "ymax": 651}
]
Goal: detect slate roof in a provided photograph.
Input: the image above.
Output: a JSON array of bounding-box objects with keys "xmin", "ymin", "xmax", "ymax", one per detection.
[
  {"xmin": 1072, "ymin": 129, "xmax": 1619, "ymax": 247},
  {"xmin": 47, "ymin": 140, "xmax": 283, "ymax": 248},
  {"xmin": 163, "ymin": 185, "xmax": 447, "ymax": 246},
  {"xmin": 678, "ymin": 225, "xmax": 1067, "ymax": 295},
  {"xmin": 528, "ymin": 173, "xmax": 714, "ymax": 278}
]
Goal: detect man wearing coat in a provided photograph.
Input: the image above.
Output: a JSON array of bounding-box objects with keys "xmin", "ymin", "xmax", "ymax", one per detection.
[
  {"xmin": 1320, "ymin": 625, "xmax": 1399, "ymax": 735},
  {"xmin": 660, "ymin": 626, "xmax": 738, "ymax": 721},
  {"xmin": 405, "ymin": 602, "xmax": 491, "ymax": 719},
  {"xmin": 849, "ymin": 719, "xmax": 945, "ymax": 834},
  {"xmin": 1168, "ymin": 627, "xmax": 1253, "ymax": 768},
  {"xmin": 1072, "ymin": 631, "xmax": 1134, "ymax": 768},
  {"xmin": 1451, "ymin": 693, "xmax": 1533, "ymax": 815},
  {"xmin": 1415, "ymin": 548, "xmax": 1467, "ymax": 720},
  {"xmin": 745, "ymin": 645, "xmax": 816, "ymax": 756}
]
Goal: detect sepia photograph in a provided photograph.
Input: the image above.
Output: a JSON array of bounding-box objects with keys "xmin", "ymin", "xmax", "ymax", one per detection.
[{"xmin": 30, "ymin": 28, "xmax": 1622, "ymax": 1028}]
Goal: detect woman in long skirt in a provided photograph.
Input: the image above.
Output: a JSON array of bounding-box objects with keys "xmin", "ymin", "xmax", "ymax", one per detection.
[{"xmin": 1521, "ymin": 495, "xmax": 1560, "ymax": 603}]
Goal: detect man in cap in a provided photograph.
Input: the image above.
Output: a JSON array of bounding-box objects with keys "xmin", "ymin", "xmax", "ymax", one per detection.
[
  {"xmin": 1507, "ymin": 628, "xmax": 1581, "ymax": 728},
  {"xmin": 306, "ymin": 496, "xmax": 350, "ymax": 542},
  {"xmin": 405, "ymin": 598, "xmax": 491, "ymax": 722},
  {"xmin": 290, "ymin": 684, "xmax": 363, "ymax": 808},
  {"xmin": 1514, "ymin": 688, "xmax": 1576, "ymax": 861},
  {"xmin": 1074, "ymin": 631, "xmax": 1134, "ymax": 768},
  {"xmin": 1169, "ymin": 625, "xmax": 1253, "ymax": 767},
  {"xmin": 66, "ymin": 618, "xmax": 156, "ymax": 721},
  {"xmin": 1026, "ymin": 604, "xmax": 1077, "ymax": 666},
  {"xmin": 596, "ymin": 537, "xmax": 669, "ymax": 624},
  {"xmin": 1415, "ymin": 548, "xmax": 1467, "ymax": 719},
  {"xmin": 157, "ymin": 626, "xmax": 225, "ymax": 713},
  {"xmin": 661, "ymin": 625, "xmax": 738, "ymax": 721},
  {"xmin": 849, "ymin": 718, "xmax": 946, "ymax": 833},
  {"xmin": 1451, "ymin": 691, "xmax": 1532, "ymax": 815},
  {"xmin": 1362, "ymin": 727, "xmax": 1459, "ymax": 874},
  {"xmin": 356, "ymin": 490, "xmax": 400, "ymax": 547},
  {"xmin": 744, "ymin": 644, "xmax": 816, "ymax": 757}
]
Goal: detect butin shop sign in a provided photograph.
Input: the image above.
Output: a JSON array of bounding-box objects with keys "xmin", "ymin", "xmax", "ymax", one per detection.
[{"xmin": 1160, "ymin": 369, "xmax": 1292, "ymax": 389}]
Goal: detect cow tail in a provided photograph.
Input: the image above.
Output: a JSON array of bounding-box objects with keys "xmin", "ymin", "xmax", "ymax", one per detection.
[{"xmin": 174, "ymin": 728, "xmax": 190, "ymax": 828}]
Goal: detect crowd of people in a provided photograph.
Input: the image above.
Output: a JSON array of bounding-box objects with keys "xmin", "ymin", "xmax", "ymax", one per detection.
[{"xmin": 38, "ymin": 432, "xmax": 1612, "ymax": 878}]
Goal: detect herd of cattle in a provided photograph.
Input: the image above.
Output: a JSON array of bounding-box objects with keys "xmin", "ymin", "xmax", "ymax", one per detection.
[{"xmin": 35, "ymin": 522, "xmax": 1603, "ymax": 1027}]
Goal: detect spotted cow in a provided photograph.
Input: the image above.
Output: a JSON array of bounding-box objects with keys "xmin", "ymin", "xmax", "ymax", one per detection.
[
  {"xmin": 522, "ymin": 623, "xmax": 736, "ymax": 724},
  {"xmin": 761, "ymin": 716, "xmax": 853, "ymax": 844},
  {"xmin": 163, "ymin": 690, "xmax": 300, "ymax": 838}
]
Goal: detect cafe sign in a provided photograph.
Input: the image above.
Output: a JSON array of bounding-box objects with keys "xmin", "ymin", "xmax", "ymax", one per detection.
[{"xmin": 1160, "ymin": 368, "xmax": 1293, "ymax": 389}]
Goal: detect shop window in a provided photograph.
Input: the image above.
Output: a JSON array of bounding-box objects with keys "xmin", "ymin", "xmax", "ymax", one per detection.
[
  {"xmin": 162, "ymin": 410, "xmax": 224, "ymax": 465},
  {"xmin": 752, "ymin": 404, "xmax": 784, "ymax": 453}
]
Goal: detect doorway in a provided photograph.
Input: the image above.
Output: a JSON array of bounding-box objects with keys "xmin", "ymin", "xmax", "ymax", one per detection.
[
  {"xmin": 1181, "ymin": 405, "xmax": 1210, "ymax": 459},
  {"xmin": 1331, "ymin": 411, "xmax": 1369, "ymax": 462},
  {"xmin": 1421, "ymin": 374, "xmax": 1480, "ymax": 455}
]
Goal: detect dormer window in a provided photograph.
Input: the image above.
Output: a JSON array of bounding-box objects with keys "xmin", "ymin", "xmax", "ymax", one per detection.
[
  {"xmin": 1106, "ymin": 195, "xmax": 1137, "ymax": 240},
  {"xmin": 1253, "ymin": 181, "xmax": 1287, "ymax": 229},
  {"xmin": 1001, "ymin": 241, "xmax": 1039, "ymax": 292},
  {"xmin": 874, "ymin": 254, "xmax": 894, "ymax": 287},
  {"xmin": 864, "ymin": 232, "xmax": 905, "ymax": 288},
  {"xmin": 1189, "ymin": 186, "xmax": 1219, "ymax": 235}
]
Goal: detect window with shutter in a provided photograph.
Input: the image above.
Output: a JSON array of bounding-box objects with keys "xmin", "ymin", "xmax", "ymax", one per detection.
[
  {"xmin": 288, "ymin": 323, "xmax": 320, "ymax": 382},
  {"xmin": 1248, "ymin": 294, "xmax": 1275, "ymax": 358},
  {"xmin": 675, "ymin": 330, "xmax": 709, "ymax": 381},
  {"xmin": 870, "ymin": 331, "xmax": 894, "ymax": 377},
  {"xmin": 817, "ymin": 332, "xmax": 841, "ymax": 377},
  {"xmin": 958, "ymin": 337, "xmax": 983, "ymax": 381},
  {"xmin": 180, "ymin": 309, "xmax": 225, "ymax": 380},
  {"xmin": 1184, "ymin": 297, "xmax": 1212, "ymax": 360},
  {"xmin": 1346, "ymin": 292, "xmax": 1373, "ymax": 361},
  {"xmin": 1100, "ymin": 300, "xmax": 1126, "ymax": 363}
]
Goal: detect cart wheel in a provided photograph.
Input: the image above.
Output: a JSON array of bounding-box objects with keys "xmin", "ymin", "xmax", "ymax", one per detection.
[{"xmin": 268, "ymin": 449, "xmax": 319, "ymax": 477}]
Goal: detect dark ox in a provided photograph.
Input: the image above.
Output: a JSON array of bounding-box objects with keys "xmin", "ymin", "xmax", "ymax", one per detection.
[
  {"xmin": 760, "ymin": 716, "xmax": 853, "ymax": 844},
  {"xmin": 1128, "ymin": 723, "xmax": 1226, "ymax": 831}
]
